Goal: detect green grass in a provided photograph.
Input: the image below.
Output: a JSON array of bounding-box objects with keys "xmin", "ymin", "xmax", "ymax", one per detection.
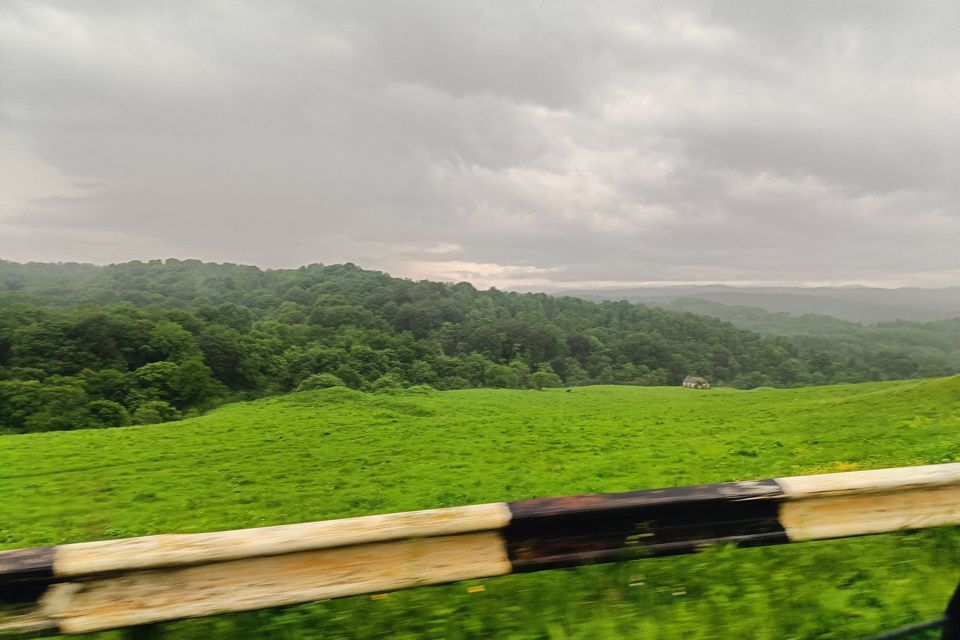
[{"xmin": 3, "ymin": 378, "xmax": 960, "ymax": 639}]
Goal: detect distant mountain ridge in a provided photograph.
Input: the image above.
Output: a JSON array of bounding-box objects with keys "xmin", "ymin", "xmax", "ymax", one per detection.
[{"xmin": 554, "ymin": 285, "xmax": 960, "ymax": 323}]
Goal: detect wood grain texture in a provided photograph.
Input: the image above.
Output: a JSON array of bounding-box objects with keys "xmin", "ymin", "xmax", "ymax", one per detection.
[
  {"xmin": 780, "ymin": 484, "xmax": 960, "ymax": 541},
  {"xmin": 776, "ymin": 463, "xmax": 960, "ymax": 498},
  {"xmin": 0, "ymin": 548, "xmax": 54, "ymax": 583},
  {"xmin": 55, "ymin": 503, "xmax": 511, "ymax": 578},
  {"xmin": 41, "ymin": 532, "xmax": 511, "ymax": 635},
  {"xmin": 0, "ymin": 610, "xmax": 58, "ymax": 636}
]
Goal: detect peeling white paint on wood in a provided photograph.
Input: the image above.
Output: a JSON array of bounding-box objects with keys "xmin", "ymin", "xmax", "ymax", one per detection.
[
  {"xmin": 55, "ymin": 502, "xmax": 512, "ymax": 578},
  {"xmin": 778, "ymin": 464, "xmax": 960, "ymax": 541},
  {"xmin": 780, "ymin": 484, "xmax": 960, "ymax": 541},
  {"xmin": 776, "ymin": 463, "xmax": 960, "ymax": 498},
  {"xmin": 44, "ymin": 532, "xmax": 512, "ymax": 635},
  {"xmin": 0, "ymin": 611, "xmax": 56, "ymax": 635}
]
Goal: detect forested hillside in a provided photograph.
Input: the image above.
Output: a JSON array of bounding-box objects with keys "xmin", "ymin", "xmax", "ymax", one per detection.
[
  {"xmin": 652, "ymin": 297, "xmax": 960, "ymax": 368},
  {"xmin": 0, "ymin": 259, "xmax": 955, "ymax": 434}
]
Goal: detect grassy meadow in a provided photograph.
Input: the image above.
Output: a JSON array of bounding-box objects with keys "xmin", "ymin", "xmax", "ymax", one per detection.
[{"xmin": 3, "ymin": 378, "xmax": 960, "ymax": 639}]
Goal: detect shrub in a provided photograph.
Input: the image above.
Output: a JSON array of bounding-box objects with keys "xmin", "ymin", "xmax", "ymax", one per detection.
[
  {"xmin": 435, "ymin": 376, "xmax": 470, "ymax": 390},
  {"xmin": 88, "ymin": 400, "xmax": 131, "ymax": 428},
  {"xmin": 531, "ymin": 364, "xmax": 562, "ymax": 390},
  {"xmin": 296, "ymin": 373, "xmax": 345, "ymax": 392},
  {"xmin": 372, "ymin": 373, "xmax": 403, "ymax": 391},
  {"xmin": 131, "ymin": 400, "xmax": 180, "ymax": 425}
]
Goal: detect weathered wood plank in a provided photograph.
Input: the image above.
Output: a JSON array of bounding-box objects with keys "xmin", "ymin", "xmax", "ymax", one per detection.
[
  {"xmin": 0, "ymin": 610, "xmax": 57, "ymax": 636},
  {"xmin": 41, "ymin": 532, "xmax": 511, "ymax": 635},
  {"xmin": 780, "ymin": 484, "xmax": 960, "ymax": 541},
  {"xmin": 0, "ymin": 548, "xmax": 54, "ymax": 583},
  {"xmin": 54, "ymin": 503, "xmax": 511, "ymax": 578},
  {"xmin": 776, "ymin": 463, "xmax": 960, "ymax": 498},
  {"xmin": 507, "ymin": 480, "xmax": 783, "ymax": 522},
  {"xmin": 505, "ymin": 479, "xmax": 786, "ymax": 570}
]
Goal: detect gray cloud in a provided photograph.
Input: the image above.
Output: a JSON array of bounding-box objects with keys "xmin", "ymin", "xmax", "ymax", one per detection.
[{"xmin": 1, "ymin": 0, "xmax": 958, "ymax": 288}]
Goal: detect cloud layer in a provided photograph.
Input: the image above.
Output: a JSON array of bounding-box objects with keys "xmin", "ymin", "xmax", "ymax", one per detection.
[{"xmin": 2, "ymin": 1, "xmax": 958, "ymax": 288}]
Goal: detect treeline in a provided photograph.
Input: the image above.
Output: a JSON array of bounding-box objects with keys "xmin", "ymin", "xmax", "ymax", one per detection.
[
  {"xmin": 0, "ymin": 259, "xmax": 955, "ymax": 433},
  {"xmin": 655, "ymin": 297, "xmax": 960, "ymax": 374}
]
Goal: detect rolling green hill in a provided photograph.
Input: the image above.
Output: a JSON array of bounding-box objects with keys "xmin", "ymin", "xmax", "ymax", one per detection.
[{"xmin": 4, "ymin": 379, "xmax": 960, "ymax": 639}]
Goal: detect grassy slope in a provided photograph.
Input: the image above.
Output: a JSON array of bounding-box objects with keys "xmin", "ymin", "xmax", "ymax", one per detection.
[{"xmin": 3, "ymin": 379, "xmax": 960, "ymax": 639}]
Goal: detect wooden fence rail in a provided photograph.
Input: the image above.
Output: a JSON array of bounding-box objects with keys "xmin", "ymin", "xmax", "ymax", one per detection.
[{"xmin": 2, "ymin": 463, "xmax": 960, "ymax": 636}]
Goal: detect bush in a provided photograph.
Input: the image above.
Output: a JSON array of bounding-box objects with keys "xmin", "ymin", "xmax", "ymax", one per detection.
[
  {"xmin": 372, "ymin": 373, "xmax": 403, "ymax": 391},
  {"xmin": 405, "ymin": 384, "xmax": 436, "ymax": 395},
  {"xmin": 436, "ymin": 376, "xmax": 470, "ymax": 390},
  {"xmin": 88, "ymin": 400, "xmax": 130, "ymax": 428},
  {"xmin": 131, "ymin": 400, "xmax": 181, "ymax": 425},
  {"xmin": 531, "ymin": 364, "xmax": 562, "ymax": 390},
  {"xmin": 296, "ymin": 373, "xmax": 345, "ymax": 392}
]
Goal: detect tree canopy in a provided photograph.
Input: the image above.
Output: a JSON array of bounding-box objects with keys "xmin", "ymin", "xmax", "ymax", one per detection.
[{"xmin": 0, "ymin": 259, "xmax": 955, "ymax": 434}]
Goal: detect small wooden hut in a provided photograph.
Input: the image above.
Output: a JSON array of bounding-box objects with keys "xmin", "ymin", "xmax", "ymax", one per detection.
[{"xmin": 682, "ymin": 375, "xmax": 710, "ymax": 389}]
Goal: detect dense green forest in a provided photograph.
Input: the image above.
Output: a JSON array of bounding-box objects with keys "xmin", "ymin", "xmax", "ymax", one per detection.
[
  {"xmin": 0, "ymin": 259, "xmax": 956, "ymax": 434},
  {"xmin": 653, "ymin": 297, "xmax": 960, "ymax": 365}
]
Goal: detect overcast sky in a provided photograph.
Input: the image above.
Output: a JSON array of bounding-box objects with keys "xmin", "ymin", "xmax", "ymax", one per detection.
[{"xmin": 1, "ymin": 1, "xmax": 958, "ymax": 290}]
